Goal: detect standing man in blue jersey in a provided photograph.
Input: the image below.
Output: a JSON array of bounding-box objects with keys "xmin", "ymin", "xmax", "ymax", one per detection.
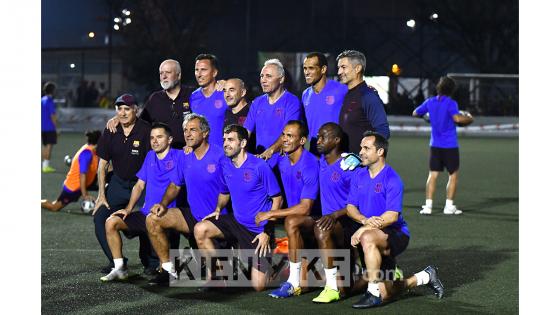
[
  {"xmin": 93, "ymin": 94, "xmax": 153, "ymax": 274},
  {"xmin": 312, "ymin": 122, "xmax": 356, "ymax": 303},
  {"xmin": 301, "ymin": 52, "xmax": 348, "ymax": 155},
  {"xmin": 346, "ymin": 131, "xmax": 444, "ymax": 308},
  {"xmin": 224, "ymin": 78, "xmax": 255, "ymax": 153},
  {"xmin": 253, "ymin": 120, "xmax": 320, "ymax": 298},
  {"xmin": 100, "ymin": 122, "xmax": 181, "ymax": 281},
  {"xmin": 244, "ymin": 59, "xmax": 302, "ymax": 167},
  {"xmin": 194, "ymin": 124, "xmax": 283, "ymax": 291},
  {"xmin": 189, "ymin": 54, "xmax": 228, "ymax": 147},
  {"xmin": 413, "ymin": 76, "xmax": 473, "ymax": 215},
  {"xmin": 147, "ymin": 113, "xmax": 227, "ymax": 285},
  {"xmin": 337, "ymin": 50, "xmax": 390, "ymax": 154},
  {"xmin": 106, "ymin": 59, "xmax": 192, "ymax": 149},
  {"xmin": 41, "ymin": 81, "xmax": 58, "ymax": 173}
]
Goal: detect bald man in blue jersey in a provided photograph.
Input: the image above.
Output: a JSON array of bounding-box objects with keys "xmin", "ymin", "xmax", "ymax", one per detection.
[{"xmin": 346, "ymin": 131, "xmax": 444, "ymax": 309}]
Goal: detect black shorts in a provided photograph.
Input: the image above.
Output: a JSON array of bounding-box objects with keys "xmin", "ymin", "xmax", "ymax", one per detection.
[
  {"xmin": 179, "ymin": 207, "xmax": 198, "ymax": 235},
  {"xmin": 57, "ymin": 189, "xmax": 81, "ymax": 205},
  {"xmin": 430, "ymin": 147, "xmax": 459, "ymax": 174},
  {"xmin": 208, "ymin": 214, "xmax": 273, "ymax": 272},
  {"xmin": 122, "ymin": 212, "xmax": 148, "ymax": 239},
  {"xmin": 341, "ymin": 218, "xmax": 409, "ymax": 278},
  {"xmin": 42, "ymin": 131, "xmax": 57, "ymax": 145}
]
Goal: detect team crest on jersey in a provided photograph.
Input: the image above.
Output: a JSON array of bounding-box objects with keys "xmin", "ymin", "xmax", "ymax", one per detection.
[
  {"xmin": 274, "ymin": 108, "xmax": 284, "ymax": 117},
  {"xmin": 165, "ymin": 160, "xmax": 174, "ymax": 170},
  {"xmin": 214, "ymin": 100, "xmax": 223, "ymax": 109},
  {"xmin": 207, "ymin": 164, "xmax": 216, "ymax": 173},
  {"xmin": 296, "ymin": 170, "xmax": 302, "ymax": 180},
  {"xmin": 133, "ymin": 140, "xmax": 140, "ymax": 147},
  {"xmin": 238, "ymin": 116, "xmax": 247, "ymax": 125},
  {"xmin": 326, "ymin": 95, "xmax": 335, "ymax": 105},
  {"xmin": 375, "ymin": 183, "xmax": 383, "ymax": 193},
  {"xmin": 330, "ymin": 171, "xmax": 341, "ymax": 182},
  {"xmin": 183, "ymin": 102, "xmax": 190, "ymax": 110},
  {"xmin": 243, "ymin": 171, "xmax": 252, "ymax": 182}
]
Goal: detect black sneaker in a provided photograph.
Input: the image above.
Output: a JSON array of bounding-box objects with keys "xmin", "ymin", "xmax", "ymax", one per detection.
[
  {"xmin": 148, "ymin": 270, "xmax": 175, "ymax": 286},
  {"xmin": 352, "ymin": 291, "xmax": 383, "ymax": 309},
  {"xmin": 423, "ymin": 265, "xmax": 444, "ymax": 299},
  {"xmin": 144, "ymin": 267, "xmax": 159, "ymax": 276}
]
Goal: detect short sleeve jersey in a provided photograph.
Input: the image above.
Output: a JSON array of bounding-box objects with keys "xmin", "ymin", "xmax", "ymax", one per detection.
[
  {"xmin": 171, "ymin": 145, "xmax": 226, "ymax": 221},
  {"xmin": 278, "ymin": 149, "xmax": 321, "ymax": 216},
  {"xmin": 190, "ymin": 88, "xmax": 228, "ymax": 147},
  {"xmin": 319, "ymin": 155, "xmax": 353, "ymax": 216},
  {"xmin": 219, "ymin": 154, "xmax": 281, "ymax": 234},
  {"xmin": 41, "ymin": 95, "xmax": 56, "ymax": 132},
  {"xmin": 136, "ymin": 149, "xmax": 182, "ymax": 215},
  {"xmin": 347, "ymin": 165, "xmax": 409, "ymax": 236},
  {"xmin": 302, "ymin": 80, "xmax": 348, "ymax": 140},
  {"xmin": 414, "ymin": 95, "xmax": 460, "ymax": 148}
]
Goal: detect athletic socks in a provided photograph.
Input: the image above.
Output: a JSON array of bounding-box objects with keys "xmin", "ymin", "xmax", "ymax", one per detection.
[
  {"xmin": 324, "ymin": 267, "xmax": 338, "ymax": 290},
  {"xmin": 414, "ymin": 270, "xmax": 430, "ymax": 286},
  {"xmin": 113, "ymin": 258, "xmax": 124, "ymax": 270},
  {"xmin": 445, "ymin": 199, "xmax": 454, "ymax": 207},
  {"xmin": 287, "ymin": 261, "xmax": 302, "ymax": 288},
  {"xmin": 367, "ymin": 282, "xmax": 381, "ymax": 297},
  {"xmin": 162, "ymin": 261, "xmax": 178, "ymax": 278},
  {"xmin": 425, "ymin": 199, "xmax": 433, "ymax": 208},
  {"xmin": 42, "ymin": 160, "xmax": 50, "ymax": 169}
]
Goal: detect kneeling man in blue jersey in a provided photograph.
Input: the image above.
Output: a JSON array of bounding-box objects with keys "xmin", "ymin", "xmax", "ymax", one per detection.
[
  {"xmin": 194, "ymin": 124, "xmax": 283, "ymax": 291},
  {"xmin": 346, "ymin": 131, "xmax": 444, "ymax": 308},
  {"xmin": 256, "ymin": 120, "xmax": 320, "ymax": 298},
  {"xmin": 147, "ymin": 113, "xmax": 227, "ymax": 285},
  {"xmin": 101, "ymin": 122, "xmax": 182, "ymax": 281}
]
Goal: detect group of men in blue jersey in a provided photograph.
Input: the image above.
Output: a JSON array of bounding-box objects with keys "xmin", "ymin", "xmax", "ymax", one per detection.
[{"xmin": 49, "ymin": 48, "xmax": 478, "ymax": 309}]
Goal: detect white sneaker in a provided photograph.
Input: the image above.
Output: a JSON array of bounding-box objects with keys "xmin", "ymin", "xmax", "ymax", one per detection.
[
  {"xmin": 100, "ymin": 267, "xmax": 128, "ymax": 282},
  {"xmin": 419, "ymin": 205, "xmax": 432, "ymax": 215},
  {"xmin": 443, "ymin": 205, "xmax": 463, "ymax": 215}
]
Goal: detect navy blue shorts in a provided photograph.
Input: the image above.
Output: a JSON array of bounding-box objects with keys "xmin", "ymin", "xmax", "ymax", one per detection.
[
  {"xmin": 121, "ymin": 212, "xmax": 148, "ymax": 239},
  {"xmin": 430, "ymin": 147, "xmax": 460, "ymax": 174},
  {"xmin": 42, "ymin": 131, "xmax": 57, "ymax": 145}
]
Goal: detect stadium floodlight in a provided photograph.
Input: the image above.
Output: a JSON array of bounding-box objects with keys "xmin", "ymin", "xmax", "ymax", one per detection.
[
  {"xmin": 114, "ymin": 17, "xmax": 121, "ymax": 23},
  {"xmin": 406, "ymin": 19, "xmax": 416, "ymax": 28},
  {"xmin": 122, "ymin": 9, "xmax": 130, "ymax": 16},
  {"xmin": 70, "ymin": 63, "xmax": 76, "ymax": 69},
  {"xmin": 124, "ymin": 17, "xmax": 132, "ymax": 25},
  {"xmin": 430, "ymin": 13, "xmax": 439, "ymax": 20},
  {"xmin": 113, "ymin": 24, "xmax": 120, "ymax": 31},
  {"xmin": 88, "ymin": 32, "xmax": 95, "ymax": 38}
]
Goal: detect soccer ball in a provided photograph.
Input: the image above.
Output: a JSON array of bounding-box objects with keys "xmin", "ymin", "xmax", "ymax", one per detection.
[
  {"xmin": 457, "ymin": 110, "xmax": 474, "ymax": 127},
  {"xmin": 422, "ymin": 113, "xmax": 430, "ymax": 123},
  {"xmin": 81, "ymin": 199, "xmax": 95, "ymax": 213},
  {"xmin": 64, "ymin": 155, "xmax": 72, "ymax": 166}
]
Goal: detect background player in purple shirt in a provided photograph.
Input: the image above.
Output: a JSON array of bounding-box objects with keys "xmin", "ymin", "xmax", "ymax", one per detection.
[
  {"xmin": 255, "ymin": 121, "xmax": 319, "ymax": 298},
  {"xmin": 41, "ymin": 81, "xmax": 58, "ymax": 173},
  {"xmin": 312, "ymin": 122, "xmax": 356, "ymax": 303},
  {"xmin": 244, "ymin": 59, "xmax": 302, "ymax": 167},
  {"xmin": 346, "ymin": 131, "xmax": 443, "ymax": 309},
  {"xmin": 301, "ymin": 52, "xmax": 348, "ymax": 155},
  {"xmin": 189, "ymin": 54, "xmax": 228, "ymax": 147},
  {"xmin": 147, "ymin": 113, "xmax": 226, "ymax": 285},
  {"xmin": 195, "ymin": 124, "xmax": 283, "ymax": 291},
  {"xmin": 337, "ymin": 50, "xmax": 390, "ymax": 153},
  {"xmin": 413, "ymin": 76, "xmax": 473, "ymax": 215},
  {"xmin": 101, "ymin": 122, "xmax": 180, "ymax": 282}
]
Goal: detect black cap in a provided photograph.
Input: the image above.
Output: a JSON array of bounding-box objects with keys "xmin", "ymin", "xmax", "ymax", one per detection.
[{"xmin": 114, "ymin": 94, "xmax": 137, "ymax": 106}]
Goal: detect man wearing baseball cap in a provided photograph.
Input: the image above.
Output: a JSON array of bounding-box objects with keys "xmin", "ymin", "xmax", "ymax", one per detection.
[{"xmin": 92, "ymin": 94, "xmax": 158, "ymax": 275}]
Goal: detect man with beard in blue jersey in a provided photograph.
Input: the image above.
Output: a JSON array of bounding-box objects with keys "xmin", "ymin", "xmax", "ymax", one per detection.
[{"xmin": 195, "ymin": 124, "xmax": 283, "ymax": 291}]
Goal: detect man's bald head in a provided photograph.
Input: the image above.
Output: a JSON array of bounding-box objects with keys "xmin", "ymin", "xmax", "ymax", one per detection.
[{"xmin": 224, "ymin": 78, "xmax": 247, "ymax": 107}]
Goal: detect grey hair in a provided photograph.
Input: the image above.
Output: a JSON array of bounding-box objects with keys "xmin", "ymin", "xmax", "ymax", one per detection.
[
  {"xmin": 182, "ymin": 113, "xmax": 210, "ymax": 134},
  {"xmin": 160, "ymin": 59, "xmax": 181, "ymax": 75},
  {"xmin": 227, "ymin": 78, "xmax": 246, "ymax": 90},
  {"xmin": 336, "ymin": 50, "xmax": 366, "ymax": 74},
  {"xmin": 263, "ymin": 59, "xmax": 285, "ymax": 77}
]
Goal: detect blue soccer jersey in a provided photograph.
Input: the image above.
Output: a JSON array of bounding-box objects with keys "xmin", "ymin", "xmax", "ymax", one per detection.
[
  {"xmin": 220, "ymin": 154, "xmax": 281, "ymax": 234},
  {"xmin": 414, "ymin": 95, "xmax": 460, "ymax": 148},
  {"xmin": 302, "ymin": 80, "xmax": 348, "ymax": 141},
  {"xmin": 319, "ymin": 155, "xmax": 353, "ymax": 216},
  {"xmin": 347, "ymin": 165, "xmax": 409, "ymax": 236},
  {"xmin": 278, "ymin": 149, "xmax": 321, "ymax": 216},
  {"xmin": 190, "ymin": 88, "xmax": 228, "ymax": 147},
  {"xmin": 41, "ymin": 95, "xmax": 56, "ymax": 132},
  {"xmin": 136, "ymin": 149, "xmax": 182, "ymax": 215},
  {"xmin": 244, "ymin": 91, "xmax": 302, "ymax": 154},
  {"xmin": 172, "ymin": 145, "xmax": 226, "ymax": 221}
]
